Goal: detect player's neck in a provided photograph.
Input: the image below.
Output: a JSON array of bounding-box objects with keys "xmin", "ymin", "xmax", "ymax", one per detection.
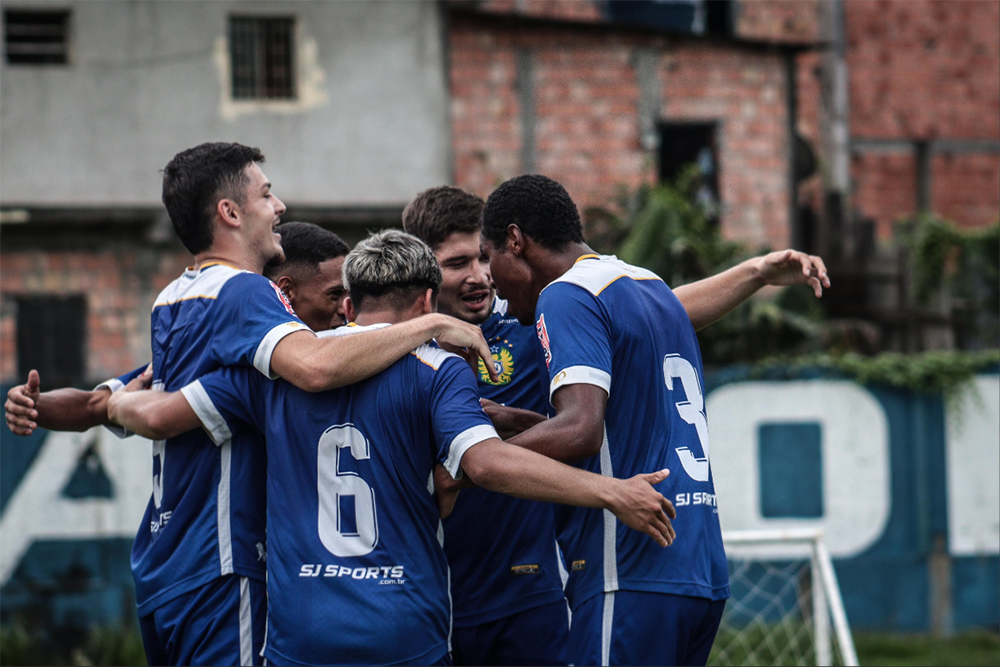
[
  {"xmin": 353, "ymin": 311, "xmax": 405, "ymax": 327},
  {"xmin": 533, "ymin": 242, "xmax": 595, "ymax": 285},
  {"xmin": 194, "ymin": 247, "xmax": 262, "ymax": 274}
]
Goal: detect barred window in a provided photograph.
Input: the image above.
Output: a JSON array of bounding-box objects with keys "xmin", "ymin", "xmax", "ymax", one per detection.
[
  {"xmin": 4, "ymin": 10, "xmax": 70, "ymax": 65},
  {"xmin": 229, "ymin": 16, "xmax": 295, "ymax": 100},
  {"xmin": 16, "ymin": 294, "xmax": 87, "ymax": 387}
]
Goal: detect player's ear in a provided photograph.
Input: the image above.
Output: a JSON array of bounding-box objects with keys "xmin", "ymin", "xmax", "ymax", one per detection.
[
  {"xmin": 275, "ymin": 276, "xmax": 295, "ymax": 301},
  {"xmin": 421, "ymin": 288, "xmax": 435, "ymax": 315},
  {"xmin": 344, "ymin": 296, "xmax": 357, "ymax": 323},
  {"xmin": 216, "ymin": 197, "xmax": 241, "ymax": 229},
  {"xmin": 506, "ymin": 224, "xmax": 524, "ymax": 257}
]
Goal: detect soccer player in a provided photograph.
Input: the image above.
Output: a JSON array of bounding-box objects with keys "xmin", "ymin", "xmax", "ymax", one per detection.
[
  {"xmin": 105, "ymin": 230, "xmax": 677, "ymax": 666},
  {"xmin": 6, "ymin": 142, "xmax": 496, "ymax": 666},
  {"xmin": 263, "ymin": 221, "xmax": 351, "ymax": 331},
  {"xmin": 4, "ymin": 222, "xmax": 350, "ymax": 437},
  {"xmin": 477, "ymin": 174, "xmax": 827, "ymax": 667},
  {"xmin": 402, "ymin": 185, "xmax": 829, "ymax": 666}
]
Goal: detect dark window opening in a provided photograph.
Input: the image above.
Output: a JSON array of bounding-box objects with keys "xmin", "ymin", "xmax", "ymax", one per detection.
[
  {"xmin": 704, "ymin": 0, "xmax": 733, "ymax": 36},
  {"xmin": 658, "ymin": 122, "xmax": 720, "ymax": 220},
  {"xmin": 229, "ymin": 16, "xmax": 295, "ymax": 100},
  {"xmin": 4, "ymin": 10, "xmax": 70, "ymax": 65},
  {"xmin": 16, "ymin": 295, "xmax": 87, "ymax": 388}
]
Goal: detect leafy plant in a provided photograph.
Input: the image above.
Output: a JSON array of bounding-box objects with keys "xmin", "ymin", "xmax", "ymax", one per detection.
[{"xmin": 585, "ymin": 167, "xmax": 825, "ymax": 365}]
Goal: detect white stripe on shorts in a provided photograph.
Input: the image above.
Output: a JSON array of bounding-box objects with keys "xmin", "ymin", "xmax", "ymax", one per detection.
[
  {"xmin": 601, "ymin": 591, "xmax": 615, "ymax": 667},
  {"xmin": 239, "ymin": 577, "xmax": 252, "ymax": 666}
]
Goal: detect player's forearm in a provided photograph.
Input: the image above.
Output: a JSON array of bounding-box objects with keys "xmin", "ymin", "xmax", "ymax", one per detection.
[
  {"xmin": 33, "ymin": 388, "xmax": 113, "ymax": 431},
  {"xmin": 462, "ymin": 440, "xmax": 616, "ymax": 510},
  {"xmin": 504, "ymin": 411, "xmax": 603, "ymax": 463},
  {"xmin": 673, "ymin": 259, "xmax": 765, "ymax": 330},
  {"xmin": 273, "ymin": 315, "xmax": 446, "ymax": 392},
  {"xmin": 483, "ymin": 403, "xmax": 547, "ymax": 439},
  {"xmin": 107, "ymin": 391, "xmax": 196, "ymax": 440}
]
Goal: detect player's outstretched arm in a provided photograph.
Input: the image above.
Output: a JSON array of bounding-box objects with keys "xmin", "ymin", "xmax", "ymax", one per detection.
[
  {"xmin": 270, "ymin": 313, "xmax": 498, "ymax": 392},
  {"xmin": 6, "ymin": 370, "xmax": 118, "ymax": 436},
  {"xmin": 461, "ymin": 439, "xmax": 676, "ymax": 547},
  {"xmin": 674, "ymin": 249, "xmax": 831, "ymax": 330},
  {"xmin": 107, "ymin": 374, "xmax": 201, "ymax": 440}
]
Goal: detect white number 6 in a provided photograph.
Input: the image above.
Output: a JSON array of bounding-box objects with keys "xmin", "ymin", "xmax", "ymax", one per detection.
[{"xmin": 318, "ymin": 424, "xmax": 379, "ymax": 557}]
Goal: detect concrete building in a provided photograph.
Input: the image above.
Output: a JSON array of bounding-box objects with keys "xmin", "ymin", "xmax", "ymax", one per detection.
[{"xmin": 1, "ymin": 0, "xmax": 452, "ymax": 386}]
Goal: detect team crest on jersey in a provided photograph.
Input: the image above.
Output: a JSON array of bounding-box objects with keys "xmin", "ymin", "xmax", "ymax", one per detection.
[
  {"xmin": 536, "ymin": 315, "xmax": 552, "ymax": 369},
  {"xmin": 270, "ymin": 281, "xmax": 297, "ymax": 316},
  {"xmin": 478, "ymin": 340, "xmax": 514, "ymax": 385}
]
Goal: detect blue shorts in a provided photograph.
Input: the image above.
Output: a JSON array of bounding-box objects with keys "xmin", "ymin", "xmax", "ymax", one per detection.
[
  {"xmin": 569, "ymin": 591, "xmax": 726, "ymax": 666},
  {"xmin": 139, "ymin": 575, "xmax": 266, "ymax": 666},
  {"xmin": 451, "ymin": 599, "xmax": 570, "ymax": 666}
]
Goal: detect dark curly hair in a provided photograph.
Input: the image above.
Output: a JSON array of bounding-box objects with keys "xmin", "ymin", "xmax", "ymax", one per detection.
[
  {"xmin": 481, "ymin": 174, "xmax": 584, "ymax": 251},
  {"xmin": 263, "ymin": 222, "xmax": 350, "ymax": 280},
  {"xmin": 402, "ymin": 186, "xmax": 485, "ymax": 249},
  {"xmin": 161, "ymin": 142, "xmax": 265, "ymax": 254}
]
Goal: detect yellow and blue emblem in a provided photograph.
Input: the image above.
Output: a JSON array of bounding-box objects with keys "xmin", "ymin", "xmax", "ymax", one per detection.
[{"xmin": 478, "ymin": 340, "xmax": 515, "ymax": 385}]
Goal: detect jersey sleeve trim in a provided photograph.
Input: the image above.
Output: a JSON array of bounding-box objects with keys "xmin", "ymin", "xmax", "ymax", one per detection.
[
  {"xmin": 252, "ymin": 321, "xmax": 312, "ymax": 378},
  {"xmin": 549, "ymin": 365, "xmax": 611, "ymax": 402},
  {"xmin": 181, "ymin": 381, "xmax": 233, "ymax": 446},
  {"xmin": 93, "ymin": 378, "xmax": 130, "ymax": 439},
  {"xmin": 444, "ymin": 424, "xmax": 499, "ymax": 480}
]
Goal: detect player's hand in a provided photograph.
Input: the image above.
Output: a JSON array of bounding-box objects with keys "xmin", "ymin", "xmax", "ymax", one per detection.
[
  {"xmin": 481, "ymin": 399, "xmax": 545, "ymax": 439},
  {"xmin": 754, "ymin": 249, "xmax": 831, "ymax": 298},
  {"xmin": 122, "ymin": 365, "xmax": 154, "ymax": 393},
  {"xmin": 432, "ymin": 463, "xmax": 475, "ymax": 519},
  {"xmin": 608, "ymin": 469, "xmax": 676, "ymax": 547},
  {"xmin": 5, "ymin": 370, "xmax": 41, "ymax": 435},
  {"xmin": 432, "ymin": 314, "xmax": 500, "ymax": 382}
]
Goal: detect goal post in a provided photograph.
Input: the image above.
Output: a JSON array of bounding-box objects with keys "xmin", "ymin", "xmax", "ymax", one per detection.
[{"xmin": 709, "ymin": 528, "xmax": 859, "ymax": 667}]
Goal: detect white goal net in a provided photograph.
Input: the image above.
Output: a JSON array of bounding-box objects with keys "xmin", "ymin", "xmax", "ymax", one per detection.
[{"xmin": 708, "ymin": 529, "xmax": 859, "ymax": 667}]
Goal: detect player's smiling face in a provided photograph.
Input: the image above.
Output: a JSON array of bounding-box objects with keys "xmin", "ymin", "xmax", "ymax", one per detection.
[
  {"xmin": 434, "ymin": 231, "xmax": 495, "ymax": 325},
  {"xmin": 241, "ymin": 162, "xmax": 286, "ymax": 268},
  {"xmin": 481, "ymin": 235, "xmax": 537, "ymax": 326}
]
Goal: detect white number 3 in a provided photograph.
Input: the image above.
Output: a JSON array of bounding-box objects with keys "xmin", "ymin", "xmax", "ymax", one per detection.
[
  {"xmin": 318, "ymin": 424, "xmax": 379, "ymax": 557},
  {"xmin": 663, "ymin": 354, "xmax": 711, "ymax": 482}
]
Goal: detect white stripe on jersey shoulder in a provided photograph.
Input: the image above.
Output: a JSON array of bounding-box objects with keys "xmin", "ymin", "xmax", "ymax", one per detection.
[
  {"xmin": 411, "ymin": 344, "xmax": 460, "ymax": 371},
  {"xmin": 492, "ymin": 297, "xmax": 509, "ymax": 316},
  {"xmin": 317, "ymin": 322, "xmax": 391, "ymax": 338},
  {"xmin": 153, "ymin": 263, "xmax": 251, "ymax": 309},
  {"xmin": 547, "ymin": 254, "xmax": 662, "ymax": 297}
]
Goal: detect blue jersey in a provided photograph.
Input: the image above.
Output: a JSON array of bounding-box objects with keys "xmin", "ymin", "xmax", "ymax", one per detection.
[
  {"xmin": 535, "ymin": 255, "xmax": 729, "ymax": 608},
  {"xmin": 134, "ymin": 262, "xmax": 311, "ymax": 615},
  {"xmin": 183, "ymin": 325, "xmax": 500, "ymax": 666},
  {"xmin": 443, "ymin": 298, "xmax": 565, "ymax": 626}
]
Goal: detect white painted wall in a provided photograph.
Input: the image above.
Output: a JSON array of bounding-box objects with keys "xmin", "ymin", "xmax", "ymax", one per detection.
[
  {"xmin": 0, "ymin": 0, "xmax": 451, "ymax": 207},
  {"xmin": 946, "ymin": 375, "xmax": 1000, "ymax": 556}
]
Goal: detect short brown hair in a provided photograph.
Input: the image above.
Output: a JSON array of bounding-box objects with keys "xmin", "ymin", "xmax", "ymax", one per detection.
[{"xmin": 402, "ymin": 186, "xmax": 484, "ymax": 249}]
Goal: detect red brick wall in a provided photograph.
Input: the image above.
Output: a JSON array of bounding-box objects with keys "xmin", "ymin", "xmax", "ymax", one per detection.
[
  {"xmin": 850, "ymin": 152, "xmax": 918, "ymax": 238},
  {"xmin": 735, "ymin": 0, "xmax": 822, "ymax": 44},
  {"xmin": 847, "ymin": 0, "xmax": 1000, "ymax": 141},
  {"xmin": 660, "ymin": 45, "xmax": 790, "ymax": 249},
  {"xmin": 931, "ymin": 152, "xmax": 1000, "ymax": 227},
  {"xmin": 0, "ymin": 248, "xmax": 190, "ymax": 385},
  {"xmin": 450, "ymin": 17, "xmax": 792, "ymax": 249},
  {"xmin": 843, "ymin": 0, "xmax": 1000, "ymax": 234}
]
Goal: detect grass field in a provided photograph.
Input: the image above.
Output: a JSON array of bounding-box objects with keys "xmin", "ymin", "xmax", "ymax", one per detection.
[{"xmin": 2, "ymin": 623, "xmax": 998, "ymax": 666}]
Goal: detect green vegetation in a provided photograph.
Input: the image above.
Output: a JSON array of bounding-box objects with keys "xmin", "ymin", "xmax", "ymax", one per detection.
[
  {"xmin": 707, "ymin": 625, "xmax": 1000, "ymax": 667},
  {"xmin": 754, "ymin": 349, "xmax": 1000, "ymax": 395},
  {"xmin": 587, "ymin": 174, "xmax": 999, "ymax": 391},
  {"xmin": 853, "ymin": 629, "xmax": 1000, "ymax": 667},
  {"xmin": 0, "ymin": 623, "xmax": 147, "ymax": 667}
]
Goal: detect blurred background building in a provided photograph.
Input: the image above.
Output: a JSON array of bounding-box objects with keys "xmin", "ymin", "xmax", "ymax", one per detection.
[{"xmin": 1, "ymin": 0, "xmax": 997, "ymax": 661}]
